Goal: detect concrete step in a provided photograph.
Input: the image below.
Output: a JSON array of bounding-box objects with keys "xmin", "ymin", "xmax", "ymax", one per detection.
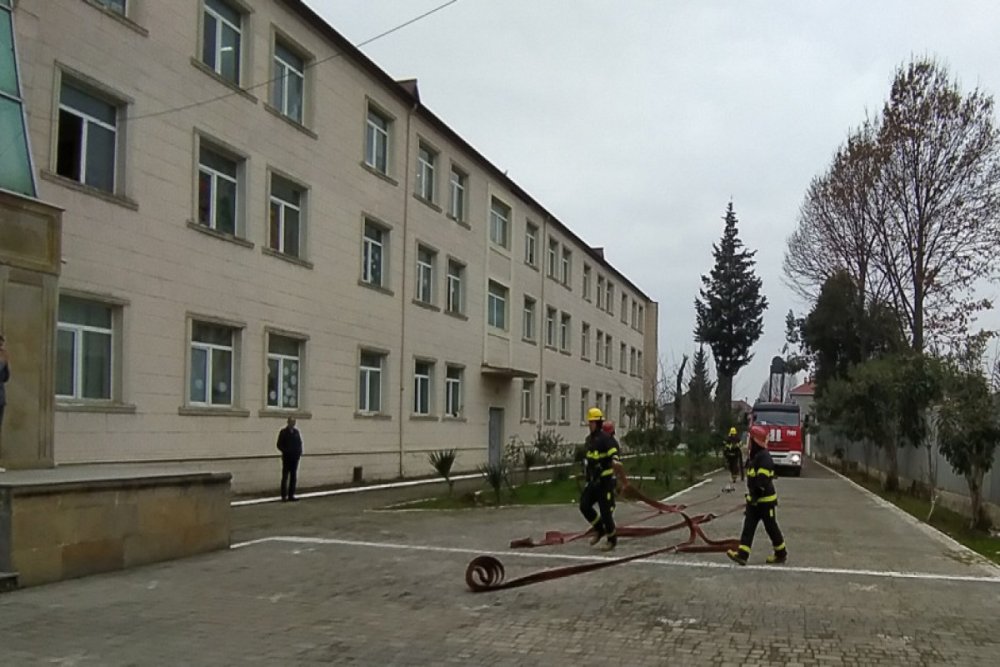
[{"xmin": 0, "ymin": 572, "xmax": 19, "ymax": 593}]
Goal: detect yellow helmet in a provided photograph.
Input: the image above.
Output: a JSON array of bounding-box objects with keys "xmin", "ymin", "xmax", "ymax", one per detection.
[
  {"xmin": 587, "ymin": 407, "xmax": 604, "ymax": 422},
  {"xmin": 729, "ymin": 427, "xmax": 737, "ymax": 436}
]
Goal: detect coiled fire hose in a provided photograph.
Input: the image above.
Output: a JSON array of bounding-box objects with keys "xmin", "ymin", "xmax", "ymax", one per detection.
[{"xmin": 465, "ymin": 485, "xmax": 743, "ymax": 593}]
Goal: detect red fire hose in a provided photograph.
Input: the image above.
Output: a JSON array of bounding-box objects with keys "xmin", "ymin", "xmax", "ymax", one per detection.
[{"xmin": 465, "ymin": 485, "xmax": 744, "ymax": 592}]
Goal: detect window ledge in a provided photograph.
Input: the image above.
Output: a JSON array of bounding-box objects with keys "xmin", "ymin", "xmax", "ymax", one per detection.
[
  {"xmin": 412, "ymin": 299, "xmax": 441, "ymax": 313},
  {"xmin": 263, "ymin": 103, "xmax": 318, "ymax": 139},
  {"xmin": 190, "ymin": 58, "xmax": 258, "ymax": 104},
  {"xmin": 262, "ymin": 246, "xmax": 313, "ymax": 269},
  {"xmin": 582, "ymin": 356, "xmax": 591, "ymax": 363},
  {"xmin": 354, "ymin": 411, "xmax": 392, "ymax": 420},
  {"xmin": 40, "ymin": 171, "xmax": 138, "ymax": 211},
  {"xmin": 358, "ymin": 280, "xmax": 395, "ymax": 297},
  {"xmin": 525, "ymin": 262, "xmax": 540, "ymax": 273},
  {"xmin": 522, "ymin": 337, "xmax": 537, "ymax": 346},
  {"xmin": 544, "ymin": 344, "xmax": 558, "ymax": 351},
  {"xmin": 520, "ymin": 419, "xmax": 537, "ymax": 425},
  {"xmin": 413, "ymin": 193, "xmax": 442, "ymax": 213},
  {"xmin": 409, "ymin": 414, "xmax": 440, "ymax": 422},
  {"xmin": 543, "ymin": 420, "xmax": 558, "ymax": 426},
  {"xmin": 258, "ymin": 409, "xmax": 313, "ymax": 419},
  {"xmin": 447, "ymin": 214, "xmax": 470, "ymax": 229},
  {"xmin": 178, "ymin": 406, "xmax": 251, "ymax": 417},
  {"xmin": 560, "ymin": 349, "xmax": 572, "ymax": 356},
  {"xmin": 487, "ymin": 329, "xmax": 510, "ymax": 340},
  {"xmin": 57, "ymin": 401, "xmax": 137, "ymax": 414},
  {"xmin": 187, "ymin": 220, "xmax": 254, "ymax": 248},
  {"xmin": 442, "ymin": 415, "xmax": 467, "ymax": 423},
  {"xmin": 558, "ymin": 421, "xmax": 571, "ymax": 426},
  {"xmin": 359, "ymin": 162, "xmax": 398, "ymax": 186},
  {"xmin": 445, "ymin": 310, "xmax": 468, "ymax": 321},
  {"xmin": 80, "ymin": 0, "xmax": 149, "ymax": 36}
]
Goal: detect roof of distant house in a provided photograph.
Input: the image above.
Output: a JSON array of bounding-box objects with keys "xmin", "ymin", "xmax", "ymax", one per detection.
[{"xmin": 790, "ymin": 382, "xmax": 815, "ymax": 397}]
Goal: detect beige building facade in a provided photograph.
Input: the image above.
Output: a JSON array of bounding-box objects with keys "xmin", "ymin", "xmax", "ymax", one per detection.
[{"xmin": 12, "ymin": 0, "xmax": 658, "ymax": 492}]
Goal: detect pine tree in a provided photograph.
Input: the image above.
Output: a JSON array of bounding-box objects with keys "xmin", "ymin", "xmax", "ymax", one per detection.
[
  {"xmin": 687, "ymin": 346, "xmax": 714, "ymax": 435},
  {"xmin": 695, "ymin": 202, "xmax": 768, "ymax": 429}
]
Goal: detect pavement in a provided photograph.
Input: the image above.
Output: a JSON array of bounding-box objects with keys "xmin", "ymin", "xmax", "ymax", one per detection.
[{"xmin": 2, "ymin": 459, "xmax": 1000, "ymax": 665}]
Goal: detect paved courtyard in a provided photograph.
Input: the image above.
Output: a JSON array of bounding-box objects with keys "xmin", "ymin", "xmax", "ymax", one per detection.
[{"xmin": 2, "ymin": 460, "xmax": 1000, "ymax": 665}]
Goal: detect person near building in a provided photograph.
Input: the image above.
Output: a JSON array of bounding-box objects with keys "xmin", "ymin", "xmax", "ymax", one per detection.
[
  {"xmin": 0, "ymin": 334, "xmax": 9, "ymax": 435},
  {"xmin": 580, "ymin": 408, "xmax": 628, "ymax": 551},
  {"xmin": 722, "ymin": 426, "xmax": 744, "ymax": 491},
  {"xmin": 727, "ymin": 424, "xmax": 787, "ymax": 565},
  {"xmin": 276, "ymin": 417, "xmax": 303, "ymax": 502}
]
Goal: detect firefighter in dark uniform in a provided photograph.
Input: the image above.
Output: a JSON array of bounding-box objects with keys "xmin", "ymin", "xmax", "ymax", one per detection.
[
  {"xmin": 722, "ymin": 426, "xmax": 744, "ymax": 490},
  {"xmin": 727, "ymin": 424, "xmax": 788, "ymax": 565},
  {"xmin": 580, "ymin": 407, "xmax": 628, "ymax": 551}
]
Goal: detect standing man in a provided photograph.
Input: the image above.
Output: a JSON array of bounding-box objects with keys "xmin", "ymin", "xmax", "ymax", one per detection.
[
  {"xmin": 580, "ymin": 407, "xmax": 628, "ymax": 551},
  {"xmin": 276, "ymin": 417, "xmax": 303, "ymax": 502},
  {"xmin": 0, "ymin": 333, "xmax": 9, "ymax": 436},
  {"xmin": 727, "ymin": 424, "xmax": 788, "ymax": 565},
  {"xmin": 722, "ymin": 426, "xmax": 744, "ymax": 491}
]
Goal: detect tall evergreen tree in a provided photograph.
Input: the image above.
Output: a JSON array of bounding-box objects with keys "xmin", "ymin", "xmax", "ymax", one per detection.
[
  {"xmin": 687, "ymin": 346, "xmax": 715, "ymax": 434},
  {"xmin": 695, "ymin": 202, "xmax": 768, "ymax": 428}
]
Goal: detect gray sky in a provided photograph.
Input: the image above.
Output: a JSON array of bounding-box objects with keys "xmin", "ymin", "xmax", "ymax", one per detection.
[{"xmin": 309, "ymin": 0, "xmax": 1000, "ymax": 400}]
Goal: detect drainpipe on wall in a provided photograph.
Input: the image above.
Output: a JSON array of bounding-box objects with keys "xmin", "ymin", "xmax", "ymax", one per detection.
[
  {"xmin": 398, "ymin": 101, "xmax": 418, "ymax": 479},
  {"xmin": 538, "ymin": 215, "xmax": 549, "ymax": 425}
]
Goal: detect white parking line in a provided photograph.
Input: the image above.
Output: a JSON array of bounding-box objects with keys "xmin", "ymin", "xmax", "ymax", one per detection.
[{"xmin": 230, "ymin": 535, "xmax": 1000, "ymax": 584}]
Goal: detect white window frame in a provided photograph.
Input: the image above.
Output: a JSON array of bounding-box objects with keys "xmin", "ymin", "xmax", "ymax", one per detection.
[
  {"xmin": 202, "ymin": 0, "xmax": 243, "ymax": 85},
  {"xmin": 545, "ymin": 307, "xmax": 557, "ymax": 347},
  {"xmin": 445, "ymin": 365, "xmax": 463, "ymax": 417},
  {"xmin": 448, "ymin": 166, "xmax": 466, "ymax": 221},
  {"xmin": 189, "ymin": 321, "xmax": 237, "ymax": 407},
  {"xmin": 596, "ymin": 331, "xmax": 604, "ymax": 365},
  {"xmin": 621, "ymin": 294, "xmax": 629, "ymax": 323},
  {"xmin": 630, "ymin": 348, "xmax": 638, "ymax": 376},
  {"xmin": 638, "ymin": 306, "xmax": 645, "ymax": 333},
  {"xmin": 413, "ymin": 360, "xmax": 433, "ymax": 416},
  {"xmin": 583, "ymin": 265, "xmax": 592, "ymax": 300},
  {"xmin": 637, "ymin": 351, "xmax": 643, "ymax": 376},
  {"xmin": 56, "ymin": 299, "xmax": 115, "ymax": 401},
  {"xmin": 273, "ymin": 40, "xmax": 305, "ymax": 123},
  {"xmin": 525, "ymin": 223, "xmax": 538, "ymax": 267},
  {"xmin": 489, "ymin": 198, "xmax": 510, "ymax": 249},
  {"xmin": 487, "ymin": 281, "xmax": 508, "ymax": 330},
  {"xmin": 580, "ymin": 389, "xmax": 590, "ymax": 423},
  {"xmin": 358, "ymin": 350, "xmax": 385, "ymax": 414},
  {"xmin": 631, "ymin": 300, "xmax": 639, "ymax": 328},
  {"xmin": 57, "ymin": 80, "xmax": 119, "ymax": 193},
  {"xmin": 581, "ymin": 323, "xmax": 590, "ymax": 360},
  {"xmin": 560, "ymin": 313, "xmax": 570, "ymax": 352},
  {"xmin": 561, "ymin": 248, "xmax": 571, "ymax": 285},
  {"xmin": 620, "ymin": 342, "xmax": 628, "ymax": 373},
  {"xmin": 604, "ymin": 334, "xmax": 612, "ymax": 368},
  {"xmin": 544, "ymin": 382, "xmax": 555, "ymax": 422},
  {"xmin": 198, "ymin": 143, "xmax": 240, "ymax": 235},
  {"xmin": 416, "ymin": 245, "xmax": 435, "ymax": 305},
  {"xmin": 269, "ymin": 173, "xmax": 303, "ymax": 257},
  {"xmin": 95, "ymin": 0, "xmax": 127, "ymax": 15},
  {"xmin": 523, "ymin": 296, "xmax": 536, "ymax": 341},
  {"xmin": 521, "ymin": 380, "xmax": 534, "ymax": 421},
  {"xmin": 416, "ymin": 143, "xmax": 436, "ymax": 202},
  {"xmin": 559, "ymin": 384, "xmax": 569, "ymax": 423},
  {"xmin": 266, "ymin": 334, "xmax": 302, "ymax": 410},
  {"xmin": 365, "ymin": 105, "xmax": 390, "ymax": 174},
  {"xmin": 446, "ymin": 260, "xmax": 464, "ymax": 315},
  {"xmin": 606, "ymin": 282, "xmax": 615, "ymax": 315},
  {"xmin": 596, "ymin": 276, "xmax": 605, "ymax": 310},
  {"xmin": 362, "ymin": 220, "xmax": 387, "ymax": 287},
  {"xmin": 547, "ymin": 238, "xmax": 558, "ymax": 278}
]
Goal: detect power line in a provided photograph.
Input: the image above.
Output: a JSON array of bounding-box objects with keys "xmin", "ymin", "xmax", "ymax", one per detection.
[{"xmin": 128, "ymin": 0, "xmax": 461, "ymax": 122}]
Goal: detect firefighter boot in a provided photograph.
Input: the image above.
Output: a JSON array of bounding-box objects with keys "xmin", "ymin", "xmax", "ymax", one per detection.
[
  {"xmin": 599, "ymin": 534, "xmax": 618, "ymax": 552},
  {"xmin": 766, "ymin": 546, "xmax": 788, "ymax": 564},
  {"xmin": 726, "ymin": 549, "xmax": 748, "ymax": 566},
  {"xmin": 589, "ymin": 530, "xmax": 604, "ymax": 546}
]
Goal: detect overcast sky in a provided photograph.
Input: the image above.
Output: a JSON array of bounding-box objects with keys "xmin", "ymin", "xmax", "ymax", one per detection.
[{"xmin": 309, "ymin": 0, "xmax": 1000, "ymax": 400}]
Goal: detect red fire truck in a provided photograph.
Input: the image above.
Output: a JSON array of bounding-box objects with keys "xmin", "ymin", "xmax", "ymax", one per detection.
[{"xmin": 750, "ymin": 401, "xmax": 803, "ymax": 476}]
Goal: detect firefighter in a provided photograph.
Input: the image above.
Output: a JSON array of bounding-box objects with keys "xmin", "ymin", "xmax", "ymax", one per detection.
[
  {"xmin": 727, "ymin": 424, "xmax": 788, "ymax": 565},
  {"xmin": 722, "ymin": 426, "xmax": 744, "ymax": 491},
  {"xmin": 580, "ymin": 407, "xmax": 628, "ymax": 551}
]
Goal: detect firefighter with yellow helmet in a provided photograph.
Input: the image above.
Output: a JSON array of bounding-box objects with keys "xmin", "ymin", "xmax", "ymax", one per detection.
[
  {"xmin": 722, "ymin": 426, "xmax": 744, "ymax": 491},
  {"xmin": 727, "ymin": 423, "xmax": 788, "ymax": 565},
  {"xmin": 580, "ymin": 407, "xmax": 628, "ymax": 551}
]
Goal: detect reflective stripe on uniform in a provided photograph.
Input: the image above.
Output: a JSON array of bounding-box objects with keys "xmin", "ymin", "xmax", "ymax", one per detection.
[
  {"xmin": 600, "ymin": 468, "xmax": 615, "ymax": 477},
  {"xmin": 746, "ymin": 467, "xmax": 774, "ymax": 478},
  {"xmin": 757, "ymin": 494, "xmax": 777, "ymax": 503},
  {"xmin": 738, "ymin": 545, "xmax": 751, "ymax": 554}
]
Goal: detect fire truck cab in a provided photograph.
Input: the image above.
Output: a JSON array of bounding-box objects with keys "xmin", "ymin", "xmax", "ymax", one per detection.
[{"xmin": 750, "ymin": 401, "xmax": 803, "ymax": 476}]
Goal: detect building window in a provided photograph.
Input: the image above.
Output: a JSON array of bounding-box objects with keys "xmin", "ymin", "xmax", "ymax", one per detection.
[
  {"xmin": 544, "ymin": 382, "xmax": 555, "ymax": 422},
  {"xmin": 594, "ymin": 392, "xmax": 604, "ymax": 419},
  {"xmin": 637, "ymin": 351, "xmax": 643, "ymax": 376},
  {"xmin": 416, "ymin": 245, "xmax": 435, "ymax": 305},
  {"xmin": 621, "ymin": 294, "xmax": 629, "ymax": 323},
  {"xmin": 269, "ymin": 174, "xmax": 303, "ymax": 257},
  {"xmin": 638, "ymin": 306, "xmax": 645, "ymax": 333},
  {"xmin": 489, "ymin": 197, "xmax": 510, "ymax": 249},
  {"xmin": 619, "ymin": 397, "xmax": 627, "ymax": 426},
  {"xmin": 198, "ymin": 144, "xmax": 240, "ymax": 235},
  {"xmin": 523, "ymin": 296, "xmax": 536, "ymax": 341},
  {"xmin": 596, "ymin": 276, "xmax": 605, "ymax": 310},
  {"xmin": 448, "ymin": 167, "xmax": 466, "ymax": 221},
  {"xmin": 525, "ymin": 223, "xmax": 538, "ymax": 267},
  {"xmin": 267, "ymin": 334, "xmax": 301, "ymax": 409},
  {"xmin": 583, "ymin": 265, "xmax": 592, "ymax": 300},
  {"xmin": 446, "ymin": 260, "xmax": 465, "ymax": 315},
  {"xmin": 604, "ymin": 393, "xmax": 613, "ymax": 418},
  {"xmin": 487, "ymin": 281, "xmax": 507, "ymax": 330},
  {"xmin": 413, "ymin": 360, "xmax": 433, "ymax": 415},
  {"xmin": 559, "ymin": 384, "xmax": 569, "ymax": 422},
  {"xmin": 415, "ymin": 143, "xmax": 436, "ymax": 201},
  {"xmin": 202, "ymin": 0, "xmax": 242, "ymax": 85},
  {"xmin": 272, "ymin": 40, "xmax": 305, "ymax": 124},
  {"xmin": 561, "ymin": 248, "xmax": 572, "ymax": 285},
  {"xmin": 56, "ymin": 80, "xmax": 119, "ymax": 193},
  {"xmin": 631, "ymin": 300, "xmax": 639, "ymax": 328},
  {"xmin": 95, "ymin": 0, "xmax": 127, "ymax": 14},
  {"xmin": 581, "ymin": 323, "xmax": 591, "ymax": 359},
  {"xmin": 521, "ymin": 379, "xmax": 534, "ymax": 421},
  {"xmin": 560, "ymin": 313, "xmax": 571, "ymax": 352},
  {"xmin": 580, "ymin": 389, "xmax": 590, "ymax": 423},
  {"xmin": 445, "ymin": 365, "xmax": 463, "ymax": 417},
  {"xmin": 358, "ymin": 351, "xmax": 385, "ymax": 414},
  {"xmin": 362, "ymin": 220, "xmax": 387, "ymax": 287},
  {"xmin": 604, "ymin": 334, "xmax": 612, "ymax": 368},
  {"xmin": 190, "ymin": 321, "xmax": 237, "ymax": 406},
  {"xmin": 606, "ymin": 282, "xmax": 615, "ymax": 315},
  {"xmin": 365, "ymin": 105, "xmax": 390, "ymax": 175},
  {"xmin": 620, "ymin": 342, "xmax": 627, "ymax": 373},
  {"xmin": 547, "ymin": 238, "xmax": 558, "ymax": 278},
  {"xmin": 545, "ymin": 306, "xmax": 557, "ymax": 347},
  {"xmin": 56, "ymin": 296, "xmax": 114, "ymax": 401},
  {"xmin": 595, "ymin": 331, "xmax": 604, "ymax": 365}
]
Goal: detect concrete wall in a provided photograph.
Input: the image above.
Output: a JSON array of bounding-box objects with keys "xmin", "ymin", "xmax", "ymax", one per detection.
[{"xmin": 14, "ymin": 0, "xmax": 658, "ymax": 491}]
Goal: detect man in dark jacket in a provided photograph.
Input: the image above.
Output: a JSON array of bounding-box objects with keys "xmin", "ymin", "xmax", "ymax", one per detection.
[
  {"xmin": 722, "ymin": 426, "xmax": 744, "ymax": 490},
  {"xmin": 580, "ymin": 407, "xmax": 629, "ymax": 551},
  {"xmin": 0, "ymin": 334, "xmax": 9, "ymax": 435},
  {"xmin": 276, "ymin": 417, "xmax": 303, "ymax": 502},
  {"xmin": 727, "ymin": 424, "xmax": 788, "ymax": 565}
]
